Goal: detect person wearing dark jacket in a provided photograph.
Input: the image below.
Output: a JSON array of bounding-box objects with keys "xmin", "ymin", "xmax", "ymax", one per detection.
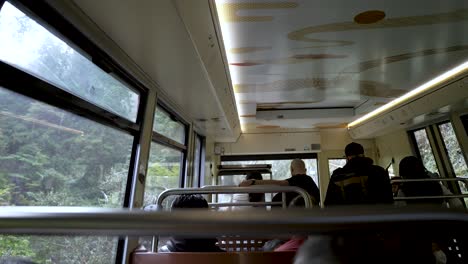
[
  {"xmin": 159, "ymin": 194, "xmax": 224, "ymax": 252},
  {"xmin": 324, "ymin": 142, "xmax": 393, "ymax": 206}
]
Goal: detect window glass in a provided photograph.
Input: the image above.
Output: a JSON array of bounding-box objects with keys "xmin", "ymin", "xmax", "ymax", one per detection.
[
  {"xmin": 153, "ymin": 107, "xmax": 185, "ymax": 145},
  {"xmin": 0, "ymin": 2, "xmax": 139, "ymax": 121},
  {"xmin": 413, "ymin": 129, "xmax": 439, "ymax": 175},
  {"xmin": 328, "ymin": 159, "xmax": 347, "ymax": 176},
  {"xmin": 144, "ymin": 143, "xmax": 183, "ymax": 207},
  {"xmin": 439, "ymin": 122, "xmax": 468, "ymax": 195},
  {"xmin": 222, "ymin": 159, "xmax": 318, "ymax": 184},
  {"xmin": 220, "ymin": 159, "xmax": 318, "ymax": 203},
  {"xmin": 0, "ymin": 86, "xmax": 132, "ymax": 262},
  {"xmin": 0, "ymin": 236, "xmax": 119, "ymax": 263}
]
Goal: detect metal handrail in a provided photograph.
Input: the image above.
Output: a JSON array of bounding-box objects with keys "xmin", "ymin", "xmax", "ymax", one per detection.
[
  {"xmin": 157, "ymin": 186, "xmax": 314, "ymax": 209},
  {"xmin": 209, "ymin": 202, "xmax": 283, "ymax": 207},
  {"xmin": 0, "ymin": 206, "xmax": 466, "ymax": 236},
  {"xmin": 394, "ymin": 194, "xmax": 468, "ymax": 201},
  {"xmin": 391, "ymin": 177, "xmax": 468, "ymax": 184},
  {"xmin": 391, "ymin": 177, "xmax": 468, "ymax": 202}
]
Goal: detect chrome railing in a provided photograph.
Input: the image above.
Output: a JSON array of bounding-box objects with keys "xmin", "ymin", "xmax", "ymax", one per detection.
[
  {"xmin": 0, "ymin": 206, "xmax": 466, "ymax": 236},
  {"xmin": 391, "ymin": 177, "xmax": 468, "ymax": 201},
  {"xmin": 157, "ymin": 186, "xmax": 314, "ymax": 209}
]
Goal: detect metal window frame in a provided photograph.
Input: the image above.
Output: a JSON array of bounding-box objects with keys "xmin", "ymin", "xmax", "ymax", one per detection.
[
  {"xmin": 9, "ymin": 0, "xmax": 146, "ymax": 96},
  {"xmin": 408, "ymin": 127, "xmax": 443, "ymax": 174},
  {"xmin": 151, "ymin": 103, "xmax": 190, "ymax": 189},
  {"xmin": 434, "ymin": 121, "xmax": 468, "ymax": 197},
  {"xmin": 0, "ymin": 62, "xmax": 140, "ymax": 135},
  {"xmin": 221, "ymin": 153, "xmax": 318, "ymax": 162}
]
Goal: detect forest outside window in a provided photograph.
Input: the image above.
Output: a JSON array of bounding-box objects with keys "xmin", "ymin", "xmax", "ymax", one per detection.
[
  {"xmin": 0, "ymin": 86, "xmax": 130, "ymax": 262},
  {"xmin": 0, "ymin": 1, "xmax": 139, "ymax": 122},
  {"xmin": 153, "ymin": 106, "xmax": 186, "ymax": 145},
  {"xmin": 412, "ymin": 128, "xmax": 440, "ymax": 175}
]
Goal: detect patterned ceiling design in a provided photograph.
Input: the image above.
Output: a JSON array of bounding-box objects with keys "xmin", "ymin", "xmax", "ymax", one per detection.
[{"xmin": 215, "ymin": 0, "xmax": 468, "ymax": 132}]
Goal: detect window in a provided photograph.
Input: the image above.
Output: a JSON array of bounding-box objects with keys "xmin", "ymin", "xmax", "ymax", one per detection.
[
  {"xmin": 221, "ymin": 159, "xmax": 319, "ymax": 184},
  {"xmin": 412, "ymin": 128, "xmax": 440, "ymax": 174},
  {"xmin": 144, "ymin": 143, "xmax": 183, "ymax": 207},
  {"xmin": 0, "ymin": 2, "xmax": 139, "ymax": 121},
  {"xmin": 220, "ymin": 157, "xmax": 318, "ymax": 204},
  {"xmin": 0, "ymin": 86, "xmax": 131, "ymax": 262},
  {"xmin": 328, "ymin": 159, "xmax": 347, "ymax": 176},
  {"xmin": 141, "ymin": 105, "xmax": 188, "ymax": 251},
  {"xmin": 438, "ymin": 122, "xmax": 468, "ymax": 194},
  {"xmin": 0, "ymin": 1, "xmax": 147, "ymax": 262},
  {"xmin": 153, "ymin": 106, "xmax": 186, "ymax": 145}
]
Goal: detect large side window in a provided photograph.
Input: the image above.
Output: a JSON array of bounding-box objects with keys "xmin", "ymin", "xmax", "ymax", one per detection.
[
  {"xmin": 0, "ymin": 2, "xmax": 139, "ymax": 121},
  {"xmin": 145, "ymin": 143, "xmax": 183, "ymax": 206},
  {"xmin": 153, "ymin": 106, "xmax": 185, "ymax": 145},
  {"xmin": 438, "ymin": 122, "xmax": 468, "ymax": 194},
  {"xmin": 412, "ymin": 128, "xmax": 440, "ymax": 175},
  {"xmin": 220, "ymin": 155, "xmax": 318, "ymax": 204},
  {"xmin": 0, "ymin": 1, "xmax": 145, "ymax": 263},
  {"xmin": 144, "ymin": 105, "xmax": 187, "ymax": 207}
]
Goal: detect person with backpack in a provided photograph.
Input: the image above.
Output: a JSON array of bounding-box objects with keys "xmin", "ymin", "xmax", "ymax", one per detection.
[{"xmin": 324, "ymin": 142, "xmax": 393, "ymax": 206}]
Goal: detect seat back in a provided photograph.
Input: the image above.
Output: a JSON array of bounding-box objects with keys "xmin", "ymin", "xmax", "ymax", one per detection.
[{"xmin": 130, "ymin": 251, "xmax": 296, "ymax": 264}]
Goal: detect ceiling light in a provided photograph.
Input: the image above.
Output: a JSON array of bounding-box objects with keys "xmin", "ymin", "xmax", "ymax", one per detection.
[{"xmin": 348, "ymin": 60, "xmax": 468, "ymax": 128}]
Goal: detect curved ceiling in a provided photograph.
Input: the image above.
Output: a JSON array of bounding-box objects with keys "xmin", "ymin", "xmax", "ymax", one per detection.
[{"xmin": 215, "ymin": 0, "xmax": 468, "ymax": 132}]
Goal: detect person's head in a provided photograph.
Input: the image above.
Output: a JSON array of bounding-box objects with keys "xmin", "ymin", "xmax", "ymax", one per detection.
[
  {"xmin": 344, "ymin": 142, "xmax": 365, "ymax": 161},
  {"xmin": 245, "ymin": 172, "xmax": 263, "ymax": 181},
  {"xmin": 399, "ymin": 156, "xmax": 427, "ymax": 179},
  {"xmin": 290, "ymin": 159, "xmax": 307, "ymax": 176},
  {"xmin": 172, "ymin": 194, "xmax": 208, "ymax": 209}
]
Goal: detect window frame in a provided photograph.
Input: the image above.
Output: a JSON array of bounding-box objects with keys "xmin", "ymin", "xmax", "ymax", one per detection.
[
  {"xmin": 221, "ymin": 153, "xmax": 318, "ymax": 162},
  {"xmin": 0, "ymin": 1, "xmax": 153, "ymax": 262},
  {"xmin": 436, "ymin": 121, "xmax": 468, "ymax": 177},
  {"xmin": 151, "ymin": 102, "xmax": 190, "ymax": 188},
  {"xmin": 408, "ymin": 127, "xmax": 443, "ymax": 175}
]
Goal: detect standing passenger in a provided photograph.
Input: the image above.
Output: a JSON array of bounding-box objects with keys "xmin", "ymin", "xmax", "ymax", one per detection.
[
  {"xmin": 239, "ymin": 159, "xmax": 320, "ymax": 206},
  {"xmin": 324, "ymin": 142, "xmax": 393, "ymax": 206}
]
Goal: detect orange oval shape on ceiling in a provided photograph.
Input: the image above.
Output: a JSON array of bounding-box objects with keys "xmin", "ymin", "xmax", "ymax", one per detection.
[{"xmin": 354, "ymin": 10, "xmax": 386, "ymax": 24}]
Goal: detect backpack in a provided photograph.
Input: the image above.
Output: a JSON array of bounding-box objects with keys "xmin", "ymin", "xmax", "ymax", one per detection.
[{"xmin": 325, "ymin": 162, "xmax": 392, "ymax": 206}]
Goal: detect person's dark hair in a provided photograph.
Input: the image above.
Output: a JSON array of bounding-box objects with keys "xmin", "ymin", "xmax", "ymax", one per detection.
[
  {"xmin": 172, "ymin": 194, "xmax": 208, "ymax": 209},
  {"xmin": 399, "ymin": 156, "xmax": 426, "ymax": 179},
  {"xmin": 246, "ymin": 172, "xmax": 263, "ymax": 181},
  {"xmin": 245, "ymin": 172, "xmax": 264, "ymax": 202},
  {"xmin": 344, "ymin": 142, "xmax": 364, "ymax": 157},
  {"xmin": 398, "ymin": 156, "xmax": 443, "ymax": 204}
]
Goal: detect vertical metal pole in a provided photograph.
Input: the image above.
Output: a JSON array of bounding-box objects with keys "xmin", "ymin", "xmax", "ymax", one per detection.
[{"xmin": 123, "ymin": 88, "xmax": 157, "ymax": 261}]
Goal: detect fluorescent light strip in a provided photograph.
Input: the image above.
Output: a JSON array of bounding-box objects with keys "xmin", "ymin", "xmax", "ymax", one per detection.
[{"xmin": 348, "ymin": 60, "xmax": 468, "ymax": 128}]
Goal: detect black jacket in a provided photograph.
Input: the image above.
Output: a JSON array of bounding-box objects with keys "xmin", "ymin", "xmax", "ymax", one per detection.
[
  {"xmin": 272, "ymin": 174, "xmax": 320, "ymax": 206},
  {"xmin": 325, "ymin": 157, "xmax": 393, "ymax": 206}
]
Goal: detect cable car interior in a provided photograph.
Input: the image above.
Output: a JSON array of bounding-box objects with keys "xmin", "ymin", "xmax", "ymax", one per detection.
[{"xmin": 0, "ymin": 0, "xmax": 468, "ymax": 263}]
